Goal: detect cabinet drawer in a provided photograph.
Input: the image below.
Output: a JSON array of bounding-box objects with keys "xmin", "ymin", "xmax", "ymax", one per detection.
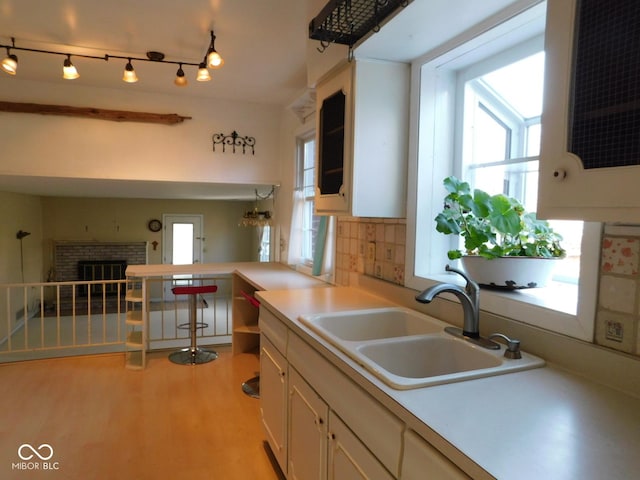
[
  {"xmin": 289, "ymin": 333, "xmax": 403, "ymax": 477},
  {"xmin": 259, "ymin": 307, "xmax": 288, "ymax": 355}
]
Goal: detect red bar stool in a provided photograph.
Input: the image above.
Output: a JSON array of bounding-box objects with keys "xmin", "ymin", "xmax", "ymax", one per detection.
[{"xmin": 169, "ymin": 285, "xmax": 218, "ymax": 365}]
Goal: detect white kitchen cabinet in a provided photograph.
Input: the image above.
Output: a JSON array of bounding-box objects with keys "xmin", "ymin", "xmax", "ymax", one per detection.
[
  {"xmin": 401, "ymin": 430, "xmax": 470, "ymax": 480},
  {"xmin": 260, "ymin": 333, "xmax": 288, "ymax": 474},
  {"xmin": 315, "ymin": 59, "xmax": 409, "ymax": 217},
  {"xmin": 259, "ymin": 304, "xmax": 471, "ymax": 480},
  {"xmin": 328, "ymin": 412, "xmax": 394, "ymax": 480},
  {"xmin": 288, "ymin": 367, "xmax": 328, "ymax": 480},
  {"xmin": 539, "ymin": 0, "xmax": 640, "ymax": 222}
]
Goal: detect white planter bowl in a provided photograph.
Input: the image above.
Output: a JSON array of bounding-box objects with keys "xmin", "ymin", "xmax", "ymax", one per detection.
[{"xmin": 460, "ymin": 256, "xmax": 559, "ymax": 289}]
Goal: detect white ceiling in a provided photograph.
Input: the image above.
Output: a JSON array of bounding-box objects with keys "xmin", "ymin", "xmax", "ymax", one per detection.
[
  {"xmin": 0, "ymin": 0, "xmax": 309, "ymax": 105},
  {"xmin": 0, "ymin": 0, "xmax": 531, "ymax": 200},
  {"xmin": 0, "ymin": 0, "xmax": 311, "ymax": 200}
]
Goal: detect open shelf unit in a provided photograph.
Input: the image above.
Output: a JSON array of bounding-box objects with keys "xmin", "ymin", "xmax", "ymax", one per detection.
[
  {"xmin": 125, "ymin": 276, "xmax": 147, "ymax": 369},
  {"xmin": 231, "ymin": 273, "xmax": 261, "ymax": 355}
]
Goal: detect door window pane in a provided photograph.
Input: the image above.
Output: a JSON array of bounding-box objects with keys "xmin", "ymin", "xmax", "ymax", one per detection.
[{"xmin": 172, "ymin": 223, "xmax": 194, "ymax": 265}]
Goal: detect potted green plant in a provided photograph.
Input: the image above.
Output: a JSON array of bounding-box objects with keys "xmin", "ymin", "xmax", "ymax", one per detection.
[{"xmin": 434, "ymin": 176, "xmax": 566, "ymax": 289}]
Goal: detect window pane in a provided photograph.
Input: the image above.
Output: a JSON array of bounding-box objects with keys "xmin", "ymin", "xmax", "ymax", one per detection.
[
  {"xmin": 172, "ymin": 223, "xmax": 193, "ymax": 265},
  {"xmin": 526, "ymin": 123, "xmax": 541, "ymax": 156},
  {"xmin": 481, "ymin": 51, "xmax": 545, "ymax": 119},
  {"xmin": 472, "ymin": 104, "xmax": 509, "ymax": 164}
]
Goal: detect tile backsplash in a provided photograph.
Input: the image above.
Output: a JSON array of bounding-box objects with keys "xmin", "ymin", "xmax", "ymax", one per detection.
[
  {"xmin": 595, "ymin": 225, "xmax": 640, "ymax": 355},
  {"xmin": 335, "ymin": 217, "xmax": 406, "ymax": 287},
  {"xmin": 336, "ymin": 218, "xmax": 640, "ymax": 359}
]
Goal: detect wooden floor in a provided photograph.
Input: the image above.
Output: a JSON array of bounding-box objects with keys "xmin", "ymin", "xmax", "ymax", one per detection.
[{"xmin": 0, "ymin": 348, "xmax": 284, "ymax": 480}]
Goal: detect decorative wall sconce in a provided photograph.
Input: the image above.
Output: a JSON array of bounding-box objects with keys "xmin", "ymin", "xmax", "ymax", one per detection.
[
  {"xmin": 1, "ymin": 31, "xmax": 224, "ymax": 87},
  {"xmin": 212, "ymin": 130, "xmax": 256, "ymax": 155}
]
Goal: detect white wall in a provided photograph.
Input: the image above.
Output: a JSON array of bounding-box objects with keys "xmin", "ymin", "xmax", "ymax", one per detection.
[{"xmin": 0, "ymin": 77, "xmax": 284, "ymax": 187}]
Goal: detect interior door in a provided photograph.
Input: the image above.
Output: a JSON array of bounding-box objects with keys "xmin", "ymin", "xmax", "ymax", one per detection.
[{"xmin": 162, "ymin": 214, "xmax": 204, "ymax": 299}]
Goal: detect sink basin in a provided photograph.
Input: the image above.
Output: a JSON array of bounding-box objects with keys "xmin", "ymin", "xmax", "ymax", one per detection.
[
  {"xmin": 299, "ymin": 307, "xmax": 545, "ymax": 390},
  {"xmin": 357, "ymin": 335, "xmax": 501, "ymax": 379},
  {"xmin": 299, "ymin": 307, "xmax": 444, "ymax": 342}
]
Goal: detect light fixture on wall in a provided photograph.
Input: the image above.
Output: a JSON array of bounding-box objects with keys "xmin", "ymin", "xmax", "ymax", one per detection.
[
  {"xmin": 239, "ymin": 187, "xmax": 275, "ymax": 227},
  {"xmin": 0, "ymin": 31, "xmax": 223, "ymax": 86}
]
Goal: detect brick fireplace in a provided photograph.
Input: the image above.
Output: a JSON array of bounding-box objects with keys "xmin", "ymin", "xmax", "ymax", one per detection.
[{"xmin": 53, "ymin": 242, "xmax": 147, "ymax": 313}]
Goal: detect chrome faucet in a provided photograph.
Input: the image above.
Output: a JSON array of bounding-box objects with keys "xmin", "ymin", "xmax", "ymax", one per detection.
[{"xmin": 415, "ymin": 265, "xmax": 499, "ymax": 349}]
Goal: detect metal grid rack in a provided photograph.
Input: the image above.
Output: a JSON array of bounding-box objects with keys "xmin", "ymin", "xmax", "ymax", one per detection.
[{"xmin": 309, "ymin": 0, "xmax": 410, "ymax": 48}]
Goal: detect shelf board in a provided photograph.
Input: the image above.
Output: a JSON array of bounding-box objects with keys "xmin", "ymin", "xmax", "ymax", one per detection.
[
  {"xmin": 125, "ymin": 350, "xmax": 144, "ymax": 369},
  {"xmin": 126, "ymin": 311, "xmax": 143, "ymax": 324},
  {"xmin": 125, "ymin": 289, "xmax": 143, "ymax": 302},
  {"xmin": 233, "ymin": 325, "xmax": 260, "ymax": 335},
  {"xmin": 126, "ymin": 330, "xmax": 143, "ymax": 346}
]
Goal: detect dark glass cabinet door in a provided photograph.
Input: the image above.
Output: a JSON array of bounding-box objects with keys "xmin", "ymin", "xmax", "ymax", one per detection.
[
  {"xmin": 570, "ymin": 0, "xmax": 640, "ymax": 169},
  {"xmin": 318, "ymin": 90, "xmax": 346, "ymax": 195}
]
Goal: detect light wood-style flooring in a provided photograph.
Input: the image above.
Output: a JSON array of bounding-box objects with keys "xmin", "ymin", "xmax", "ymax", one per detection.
[{"xmin": 0, "ymin": 348, "xmax": 283, "ymax": 479}]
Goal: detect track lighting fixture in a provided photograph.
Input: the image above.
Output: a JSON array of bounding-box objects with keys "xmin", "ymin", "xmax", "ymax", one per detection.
[
  {"xmin": 122, "ymin": 58, "xmax": 138, "ymax": 83},
  {"xmin": 1, "ymin": 51, "xmax": 17, "ymax": 75},
  {"xmin": 0, "ymin": 32, "xmax": 224, "ymax": 87},
  {"xmin": 174, "ymin": 63, "xmax": 187, "ymax": 86},
  {"xmin": 1, "ymin": 40, "xmax": 18, "ymax": 75},
  {"xmin": 206, "ymin": 30, "xmax": 224, "ymax": 69},
  {"xmin": 196, "ymin": 61, "xmax": 211, "ymax": 82},
  {"xmin": 63, "ymin": 55, "xmax": 79, "ymax": 80}
]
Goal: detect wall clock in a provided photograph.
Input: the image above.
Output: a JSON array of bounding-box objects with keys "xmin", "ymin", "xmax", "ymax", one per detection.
[{"xmin": 148, "ymin": 219, "xmax": 162, "ymax": 232}]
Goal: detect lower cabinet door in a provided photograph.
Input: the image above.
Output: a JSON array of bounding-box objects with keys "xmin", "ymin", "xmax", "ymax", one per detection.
[
  {"xmin": 328, "ymin": 412, "xmax": 394, "ymax": 480},
  {"xmin": 288, "ymin": 367, "xmax": 329, "ymax": 480},
  {"xmin": 260, "ymin": 334, "xmax": 288, "ymax": 474},
  {"xmin": 401, "ymin": 430, "xmax": 470, "ymax": 480}
]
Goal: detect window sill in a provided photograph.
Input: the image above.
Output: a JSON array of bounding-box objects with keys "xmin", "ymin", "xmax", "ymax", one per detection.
[{"xmin": 418, "ymin": 272, "xmax": 590, "ymax": 340}]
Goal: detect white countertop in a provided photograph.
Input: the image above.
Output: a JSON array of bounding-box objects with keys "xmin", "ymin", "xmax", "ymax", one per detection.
[
  {"xmin": 256, "ymin": 286, "xmax": 640, "ymax": 480},
  {"xmin": 125, "ymin": 261, "xmax": 328, "ymax": 291}
]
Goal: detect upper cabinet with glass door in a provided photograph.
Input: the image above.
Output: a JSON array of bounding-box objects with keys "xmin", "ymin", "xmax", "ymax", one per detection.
[
  {"xmin": 540, "ymin": 0, "xmax": 640, "ymax": 222},
  {"xmin": 315, "ymin": 59, "xmax": 409, "ymax": 217}
]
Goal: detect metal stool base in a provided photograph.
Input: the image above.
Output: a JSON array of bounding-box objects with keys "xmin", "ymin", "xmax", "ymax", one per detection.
[{"xmin": 169, "ymin": 347, "xmax": 218, "ymax": 365}]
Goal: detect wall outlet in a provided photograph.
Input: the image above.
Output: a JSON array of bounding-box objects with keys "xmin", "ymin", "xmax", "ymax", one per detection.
[{"xmin": 605, "ymin": 320, "xmax": 624, "ymax": 343}]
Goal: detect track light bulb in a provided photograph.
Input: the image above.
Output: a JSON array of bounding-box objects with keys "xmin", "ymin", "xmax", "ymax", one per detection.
[
  {"xmin": 123, "ymin": 59, "xmax": 138, "ymax": 83},
  {"xmin": 196, "ymin": 62, "xmax": 211, "ymax": 82},
  {"xmin": 63, "ymin": 55, "xmax": 79, "ymax": 80},
  {"xmin": 1, "ymin": 52, "xmax": 18, "ymax": 75},
  {"xmin": 206, "ymin": 31, "xmax": 224, "ymax": 69},
  {"xmin": 174, "ymin": 64, "xmax": 187, "ymax": 86}
]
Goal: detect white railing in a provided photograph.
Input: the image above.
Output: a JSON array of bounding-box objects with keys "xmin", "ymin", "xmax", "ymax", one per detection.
[
  {"xmin": 0, "ymin": 275, "xmax": 234, "ymax": 363},
  {"xmin": 0, "ymin": 280, "xmax": 127, "ymax": 362}
]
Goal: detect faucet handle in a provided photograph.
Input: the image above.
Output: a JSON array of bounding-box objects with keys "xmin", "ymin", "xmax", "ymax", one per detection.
[
  {"xmin": 489, "ymin": 333, "xmax": 522, "ymax": 359},
  {"xmin": 445, "ymin": 264, "xmax": 479, "ymax": 296}
]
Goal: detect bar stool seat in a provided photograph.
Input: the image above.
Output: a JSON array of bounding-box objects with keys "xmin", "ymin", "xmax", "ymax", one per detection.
[{"xmin": 169, "ymin": 285, "xmax": 218, "ymax": 365}]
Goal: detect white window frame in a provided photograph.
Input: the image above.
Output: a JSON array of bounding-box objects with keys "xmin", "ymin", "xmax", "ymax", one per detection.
[
  {"xmin": 297, "ymin": 131, "xmax": 318, "ymax": 266},
  {"xmin": 404, "ymin": 0, "xmax": 599, "ymax": 342}
]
